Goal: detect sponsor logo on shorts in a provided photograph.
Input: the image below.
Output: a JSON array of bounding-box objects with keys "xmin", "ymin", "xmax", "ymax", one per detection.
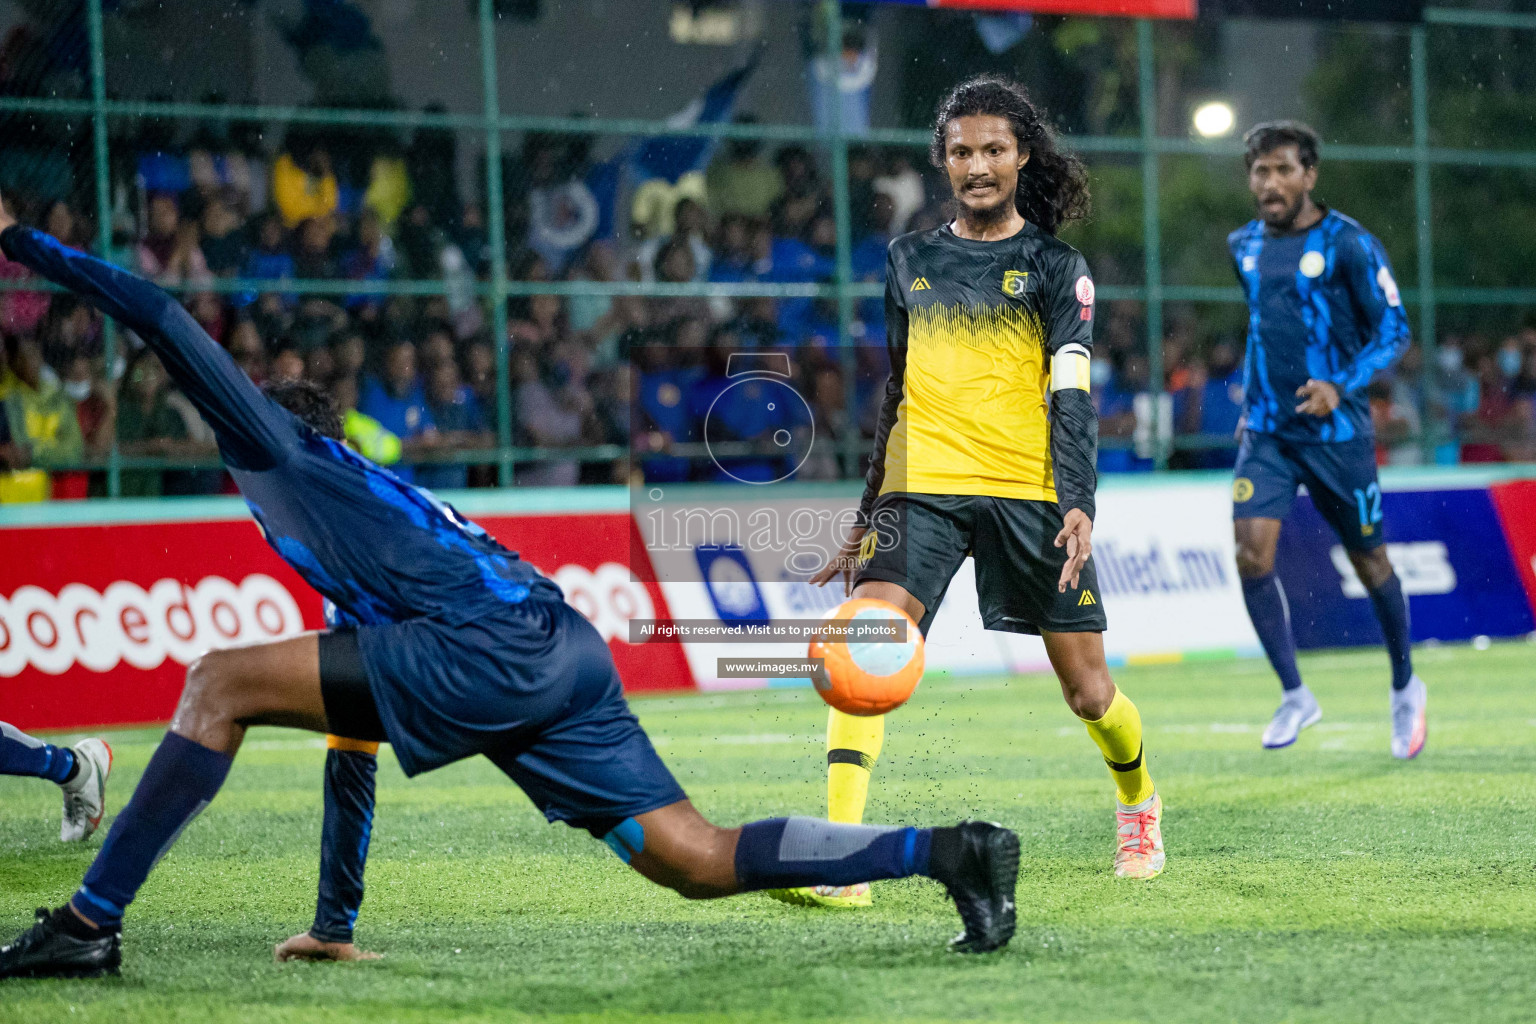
[
  {"xmin": 909, "ymin": 276, "xmax": 931, "ymax": 292},
  {"xmin": 1233, "ymin": 477, "xmax": 1255, "ymax": 502},
  {"xmin": 0, "ymin": 575, "xmax": 305, "ymax": 677},
  {"xmin": 1077, "ymin": 590, "xmax": 1096, "ymax": 607},
  {"xmin": 858, "ymin": 529, "xmax": 879, "ymax": 564},
  {"xmin": 1001, "ymin": 270, "xmax": 1029, "ymax": 297}
]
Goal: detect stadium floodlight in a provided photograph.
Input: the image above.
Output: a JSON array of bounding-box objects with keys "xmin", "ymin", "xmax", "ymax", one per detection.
[{"xmin": 1192, "ymin": 100, "xmax": 1236, "ymax": 139}]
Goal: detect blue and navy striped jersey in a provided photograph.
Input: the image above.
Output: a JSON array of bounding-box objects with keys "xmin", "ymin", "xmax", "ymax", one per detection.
[
  {"xmin": 1, "ymin": 226, "xmax": 563, "ymax": 625},
  {"xmin": 1228, "ymin": 209, "xmax": 1410, "ymax": 443}
]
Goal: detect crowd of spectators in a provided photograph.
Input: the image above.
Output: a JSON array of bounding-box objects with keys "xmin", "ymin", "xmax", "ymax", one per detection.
[{"xmin": 2, "ymin": 116, "xmax": 1536, "ymax": 500}]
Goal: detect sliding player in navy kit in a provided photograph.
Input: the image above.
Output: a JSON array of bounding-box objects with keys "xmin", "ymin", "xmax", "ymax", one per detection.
[
  {"xmin": 0, "ymin": 194, "xmax": 1021, "ymax": 979},
  {"xmin": 1228, "ymin": 122, "xmax": 1425, "ymax": 758}
]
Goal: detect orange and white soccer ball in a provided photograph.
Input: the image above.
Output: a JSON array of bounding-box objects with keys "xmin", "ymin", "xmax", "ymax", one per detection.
[{"xmin": 808, "ymin": 598, "xmax": 925, "ymax": 716}]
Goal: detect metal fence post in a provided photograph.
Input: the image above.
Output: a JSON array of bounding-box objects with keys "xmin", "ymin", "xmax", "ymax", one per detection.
[
  {"xmin": 1137, "ymin": 18, "xmax": 1167, "ymax": 469},
  {"xmin": 822, "ymin": 0, "xmax": 861, "ymax": 478},
  {"xmin": 479, "ymin": 0, "xmax": 514, "ymax": 486},
  {"xmin": 87, "ymin": 0, "xmax": 120, "ymax": 498},
  {"xmin": 1411, "ymin": 25, "xmax": 1438, "ymax": 464}
]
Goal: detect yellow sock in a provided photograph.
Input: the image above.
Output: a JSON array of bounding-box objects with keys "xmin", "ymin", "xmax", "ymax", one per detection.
[
  {"xmin": 826, "ymin": 708, "xmax": 884, "ymax": 824},
  {"xmin": 1081, "ymin": 688, "xmax": 1154, "ymax": 806}
]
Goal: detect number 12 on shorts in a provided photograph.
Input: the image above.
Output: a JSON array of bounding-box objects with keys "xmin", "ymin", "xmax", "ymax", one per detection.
[{"xmin": 1353, "ymin": 483, "xmax": 1383, "ymax": 536}]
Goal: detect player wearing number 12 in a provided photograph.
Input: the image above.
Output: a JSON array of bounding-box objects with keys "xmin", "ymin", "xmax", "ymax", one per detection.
[
  {"xmin": 1230, "ymin": 122, "xmax": 1424, "ymax": 758},
  {"xmin": 778, "ymin": 76, "xmax": 1165, "ymax": 911}
]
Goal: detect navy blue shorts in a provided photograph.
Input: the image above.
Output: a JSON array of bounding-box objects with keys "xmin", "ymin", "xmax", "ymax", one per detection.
[
  {"xmin": 334, "ymin": 598, "xmax": 686, "ymax": 836},
  {"xmin": 1232, "ymin": 431, "xmax": 1385, "ymax": 551}
]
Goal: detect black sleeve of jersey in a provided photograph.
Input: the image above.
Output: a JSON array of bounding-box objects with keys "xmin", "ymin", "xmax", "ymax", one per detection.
[
  {"xmin": 1049, "ymin": 388, "xmax": 1097, "ymax": 522},
  {"xmin": 0, "ymin": 225, "xmax": 295, "ymax": 471},
  {"xmin": 857, "ymin": 248, "xmax": 908, "ymax": 527},
  {"xmin": 1044, "ymin": 248, "xmax": 1094, "ymax": 355}
]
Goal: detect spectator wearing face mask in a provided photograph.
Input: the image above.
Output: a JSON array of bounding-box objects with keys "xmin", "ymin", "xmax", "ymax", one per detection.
[{"xmin": 1427, "ymin": 340, "xmax": 1479, "ymax": 465}]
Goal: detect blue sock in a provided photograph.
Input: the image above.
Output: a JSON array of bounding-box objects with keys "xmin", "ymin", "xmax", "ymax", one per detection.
[
  {"xmin": 0, "ymin": 721, "xmax": 75, "ymax": 783},
  {"xmin": 733, "ymin": 817, "xmax": 933, "ymax": 891},
  {"xmin": 73, "ymin": 732, "xmax": 232, "ymax": 928},
  {"xmin": 1241, "ymin": 573, "xmax": 1305, "ymax": 693},
  {"xmin": 1365, "ymin": 572, "xmax": 1414, "ymax": 691}
]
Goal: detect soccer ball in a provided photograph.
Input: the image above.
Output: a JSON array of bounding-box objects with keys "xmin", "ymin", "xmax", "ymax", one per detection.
[{"xmin": 808, "ymin": 598, "xmax": 925, "ymax": 716}]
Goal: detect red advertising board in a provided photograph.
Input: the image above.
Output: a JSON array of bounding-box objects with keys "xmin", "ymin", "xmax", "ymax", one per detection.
[
  {"xmin": 1489, "ymin": 480, "xmax": 1536, "ymax": 619},
  {"xmin": 0, "ymin": 508, "xmax": 691, "ymax": 733}
]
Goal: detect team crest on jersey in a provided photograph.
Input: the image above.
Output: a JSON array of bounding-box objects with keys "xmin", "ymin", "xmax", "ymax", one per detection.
[
  {"xmin": 909, "ymin": 277, "xmax": 932, "ymax": 292},
  {"xmin": 1001, "ymin": 270, "xmax": 1029, "ymax": 297},
  {"xmin": 1299, "ymin": 251, "xmax": 1326, "ymax": 278}
]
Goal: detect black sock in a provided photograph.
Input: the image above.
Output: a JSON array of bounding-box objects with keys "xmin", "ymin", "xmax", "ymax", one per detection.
[
  {"xmin": 51, "ymin": 904, "xmax": 113, "ymax": 939},
  {"xmin": 927, "ymin": 826, "xmax": 963, "ymax": 887}
]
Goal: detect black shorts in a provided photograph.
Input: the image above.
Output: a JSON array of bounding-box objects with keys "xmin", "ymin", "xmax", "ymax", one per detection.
[
  {"xmin": 318, "ymin": 629, "xmax": 387, "ymax": 743},
  {"xmin": 854, "ymin": 492, "xmax": 1108, "ymax": 637}
]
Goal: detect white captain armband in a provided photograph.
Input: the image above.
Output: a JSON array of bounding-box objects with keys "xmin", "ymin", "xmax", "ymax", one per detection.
[{"xmin": 1050, "ymin": 343, "xmax": 1092, "ymax": 393}]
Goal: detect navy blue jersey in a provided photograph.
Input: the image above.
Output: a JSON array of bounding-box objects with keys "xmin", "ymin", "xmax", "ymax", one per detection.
[
  {"xmin": 1, "ymin": 227, "xmax": 562, "ymax": 624},
  {"xmin": 1228, "ymin": 209, "xmax": 1410, "ymax": 444}
]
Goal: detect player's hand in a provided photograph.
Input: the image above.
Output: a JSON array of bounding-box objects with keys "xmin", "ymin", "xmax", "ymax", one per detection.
[
  {"xmin": 0, "ymin": 191, "xmax": 15, "ymax": 233},
  {"xmin": 274, "ymin": 932, "xmax": 382, "ymax": 963},
  {"xmin": 810, "ymin": 525, "xmax": 867, "ymax": 596},
  {"xmin": 1294, "ymin": 379, "xmax": 1341, "ymax": 417},
  {"xmin": 1054, "ymin": 508, "xmax": 1093, "ymax": 593}
]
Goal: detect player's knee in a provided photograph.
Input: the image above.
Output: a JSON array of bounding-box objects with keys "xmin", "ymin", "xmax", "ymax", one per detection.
[
  {"xmin": 1234, "ymin": 543, "xmax": 1273, "ymax": 578},
  {"xmin": 179, "ymin": 651, "xmax": 247, "ymax": 720},
  {"xmin": 1062, "ymin": 677, "xmax": 1114, "ymax": 720},
  {"xmin": 1349, "ymin": 548, "xmax": 1393, "ymax": 589}
]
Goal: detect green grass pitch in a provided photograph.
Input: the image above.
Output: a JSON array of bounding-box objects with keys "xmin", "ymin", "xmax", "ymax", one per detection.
[{"xmin": 3, "ymin": 641, "xmax": 1534, "ymax": 1023}]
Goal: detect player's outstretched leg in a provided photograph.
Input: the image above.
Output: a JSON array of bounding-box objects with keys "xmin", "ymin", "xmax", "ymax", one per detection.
[
  {"xmin": 1235, "ymin": 518, "xmax": 1321, "ymax": 749},
  {"xmin": 619, "ymin": 800, "xmax": 1018, "ymax": 953},
  {"xmin": 766, "ymin": 707, "xmax": 885, "ymax": 910},
  {"xmin": 1042, "ymin": 630, "xmax": 1165, "ymax": 880},
  {"xmin": 1346, "ymin": 548, "xmax": 1426, "ymax": 759},
  {"xmin": 0, "ymin": 634, "xmax": 328, "ymax": 980},
  {"xmin": 0, "ymin": 722, "xmax": 113, "ymax": 843}
]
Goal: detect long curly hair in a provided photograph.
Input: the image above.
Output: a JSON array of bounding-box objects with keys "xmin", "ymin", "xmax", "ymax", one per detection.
[{"xmin": 929, "ymin": 75, "xmax": 1091, "ymax": 236}]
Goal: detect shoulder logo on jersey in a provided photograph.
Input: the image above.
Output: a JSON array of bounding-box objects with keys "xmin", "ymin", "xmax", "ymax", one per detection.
[
  {"xmin": 1233, "ymin": 477, "xmax": 1255, "ymax": 502},
  {"xmin": 1377, "ymin": 266, "xmax": 1402, "ymax": 307},
  {"xmin": 1001, "ymin": 270, "xmax": 1029, "ymax": 297},
  {"xmin": 1077, "ymin": 589, "xmax": 1096, "ymax": 607},
  {"xmin": 1242, "ymin": 255, "xmax": 1257, "ymax": 273},
  {"xmin": 909, "ymin": 276, "xmax": 932, "ymax": 292},
  {"xmin": 1299, "ymin": 251, "xmax": 1326, "ymax": 278},
  {"xmin": 1075, "ymin": 275, "xmax": 1095, "ymax": 305}
]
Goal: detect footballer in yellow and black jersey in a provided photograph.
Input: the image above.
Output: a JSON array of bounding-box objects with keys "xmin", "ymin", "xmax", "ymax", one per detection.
[{"xmin": 856, "ymin": 220, "xmax": 1106, "ymax": 636}]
